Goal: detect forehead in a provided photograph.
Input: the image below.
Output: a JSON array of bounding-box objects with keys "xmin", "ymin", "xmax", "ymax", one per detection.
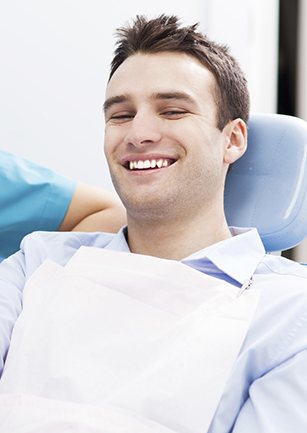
[{"xmin": 105, "ymin": 52, "xmax": 217, "ymax": 103}]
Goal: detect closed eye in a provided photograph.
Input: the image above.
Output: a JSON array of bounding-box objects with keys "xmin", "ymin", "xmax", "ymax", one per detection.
[
  {"xmin": 107, "ymin": 113, "xmax": 134, "ymax": 123},
  {"xmin": 160, "ymin": 110, "xmax": 188, "ymax": 118}
]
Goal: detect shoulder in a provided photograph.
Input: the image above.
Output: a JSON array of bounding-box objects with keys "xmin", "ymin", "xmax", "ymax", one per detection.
[
  {"xmin": 255, "ymin": 254, "xmax": 307, "ymax": 287},
  {"xmin": 244, "ymin": 254, "xmax": 307, "ymax": 368},
  {"xmin": 254, "ymin": 254, "xmax": 307, "ymax": 331},
  {"xmin": 0, "ymin": 151, "xmax": 77, "ymax": 258},
  {"xmin": 0, "ymin": 150, "xmax": 76, "ymax": 201},
  {"xmin": 20, "ymin": 231, "xmax": 117, "ymax": 279}
]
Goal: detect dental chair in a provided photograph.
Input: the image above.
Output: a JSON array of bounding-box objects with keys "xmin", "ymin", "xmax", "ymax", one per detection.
[{"xmin": 225, "ymin": 113, "xmax": 307, "ymax": 253}]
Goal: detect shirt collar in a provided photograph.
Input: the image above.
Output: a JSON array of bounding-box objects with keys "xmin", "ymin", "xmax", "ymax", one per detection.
[
  {"xmin": 105, "ymin": 226, "xmax": 266, "ymax": 286},
  {"xmin": 182, "ymin": 227, "xmax": 266, "ymax": 285},
  {"xmin": 104, "ymin": 226, "xmax": 130, "ymax": 252}
]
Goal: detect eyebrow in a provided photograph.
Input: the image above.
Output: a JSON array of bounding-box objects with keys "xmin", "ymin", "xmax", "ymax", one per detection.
[
  {"xmin": 103, "ymin": 95, "xmax": 129, "ymax": 113},
  {"xmin": 152, "ymin": 91, "xmax": 196, "ymax": 105},
  {"xmin": 103, "ymin": 91, "xmax": 197, "ymax": 113}
]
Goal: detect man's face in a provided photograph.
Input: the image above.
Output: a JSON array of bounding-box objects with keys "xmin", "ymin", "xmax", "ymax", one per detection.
[{"xmin": 104, "ymin": 52, "xmax": 233, "ymax": 223}]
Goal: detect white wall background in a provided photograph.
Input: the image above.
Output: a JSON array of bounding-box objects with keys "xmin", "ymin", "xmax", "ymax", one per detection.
[{"xmin": 0, "ymin": 0, "xmax": 279, "ymax": 191}]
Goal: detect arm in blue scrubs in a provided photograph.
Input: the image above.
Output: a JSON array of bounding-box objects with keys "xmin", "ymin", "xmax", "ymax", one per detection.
[{"xmin": 0, "ymin": 150, "xmax": 76, "ymax": 259}]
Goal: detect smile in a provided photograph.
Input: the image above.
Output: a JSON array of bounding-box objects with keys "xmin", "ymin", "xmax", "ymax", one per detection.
[{"xmin": 126, "ymin": 158, "xmax": 175, "ymax": 170}]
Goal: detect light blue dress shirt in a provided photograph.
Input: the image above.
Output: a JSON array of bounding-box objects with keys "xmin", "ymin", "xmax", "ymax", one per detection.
[
  {"xmin": 0, "ymin": 227, "xmax": 307, "ymax": 432},
  {"xmin": 0, "ymin": 150, "xmax": 76, "ymax": 259}
]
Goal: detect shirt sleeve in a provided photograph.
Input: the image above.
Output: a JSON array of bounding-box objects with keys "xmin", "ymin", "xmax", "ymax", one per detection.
[
  {"xmin": 232, "ymin": 349, "xmax": 307, "ymax": 432},
  {"xmin": 0, "ymin": 150, "xmax": 76, "ymax": 259},
  {"xmin": 207, "ymin": 278, "xmax": 307, "ymax": 433},
  {"xmin": 0, "ymin": 251, "xmax": 26, "ymax": 377}
]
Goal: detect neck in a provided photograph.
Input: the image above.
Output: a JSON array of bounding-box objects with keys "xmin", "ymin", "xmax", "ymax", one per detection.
[{"xmin": 126, "ymin": 209, "xmax": 232, "ymax": 260}]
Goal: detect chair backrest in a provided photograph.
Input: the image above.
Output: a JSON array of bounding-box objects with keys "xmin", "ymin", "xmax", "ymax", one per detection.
[{"xmin": 225, "ymin": 113, "xmax": 307, "ymax": 252}]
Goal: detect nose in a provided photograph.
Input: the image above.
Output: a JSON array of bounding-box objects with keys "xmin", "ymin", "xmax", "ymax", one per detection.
[{"xmin": 124, "ymin": 112, "xmax": 162, "ymax": 148}]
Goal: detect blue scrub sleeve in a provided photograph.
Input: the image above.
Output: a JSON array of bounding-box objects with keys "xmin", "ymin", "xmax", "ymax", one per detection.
[{"xmin": 0, "ymin": 150, "xmax": 76, "ymax": 259}]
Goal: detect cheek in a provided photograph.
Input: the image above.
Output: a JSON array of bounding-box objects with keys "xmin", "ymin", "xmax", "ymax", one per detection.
[
  {"xmin": 104, "ymin": 127, "xmax": 120, "ymax": 157},
  {"xmin": 103, "ymin": 140, "xmax": 111, "ymax": 161}
]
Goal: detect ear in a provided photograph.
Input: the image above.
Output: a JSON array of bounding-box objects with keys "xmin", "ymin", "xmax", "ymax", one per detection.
[{"xmin": 222, "ymin": 118, "xmax": 247, "ymax": 164}]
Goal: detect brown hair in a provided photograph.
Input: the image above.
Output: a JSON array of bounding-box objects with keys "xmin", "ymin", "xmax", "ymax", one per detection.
[{"xmin": 109, "ymin": 14, "xmax": 250, "ymax": 130}]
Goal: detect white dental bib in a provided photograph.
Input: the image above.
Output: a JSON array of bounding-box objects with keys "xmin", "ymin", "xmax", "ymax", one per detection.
[{"xmin": 0, "ymin": 247, "xmax": 259, "ymax": 433}]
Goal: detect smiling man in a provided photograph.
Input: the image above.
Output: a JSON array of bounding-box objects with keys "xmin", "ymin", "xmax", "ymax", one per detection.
[
  {"xmin": 0, "ymin": 14, "xmax": 307, "ymax": 433},
  {"xmin": 104, "ymin": 49, "xmax": 246, "ymax": 258}
]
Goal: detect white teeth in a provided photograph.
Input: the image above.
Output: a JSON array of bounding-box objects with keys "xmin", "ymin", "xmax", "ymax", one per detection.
[
  {"xmin": 128, "ymin": 158, "xmax": 172, "ymax": 170},
  {"xmin": 143, "ymin": 160, "xmax": 151, "ymax": 168}
]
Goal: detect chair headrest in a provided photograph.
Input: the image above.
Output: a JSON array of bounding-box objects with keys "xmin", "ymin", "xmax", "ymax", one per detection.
[{"xmin": 225, "ymin": 113, "xmax": 307, "ymax": 252}]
